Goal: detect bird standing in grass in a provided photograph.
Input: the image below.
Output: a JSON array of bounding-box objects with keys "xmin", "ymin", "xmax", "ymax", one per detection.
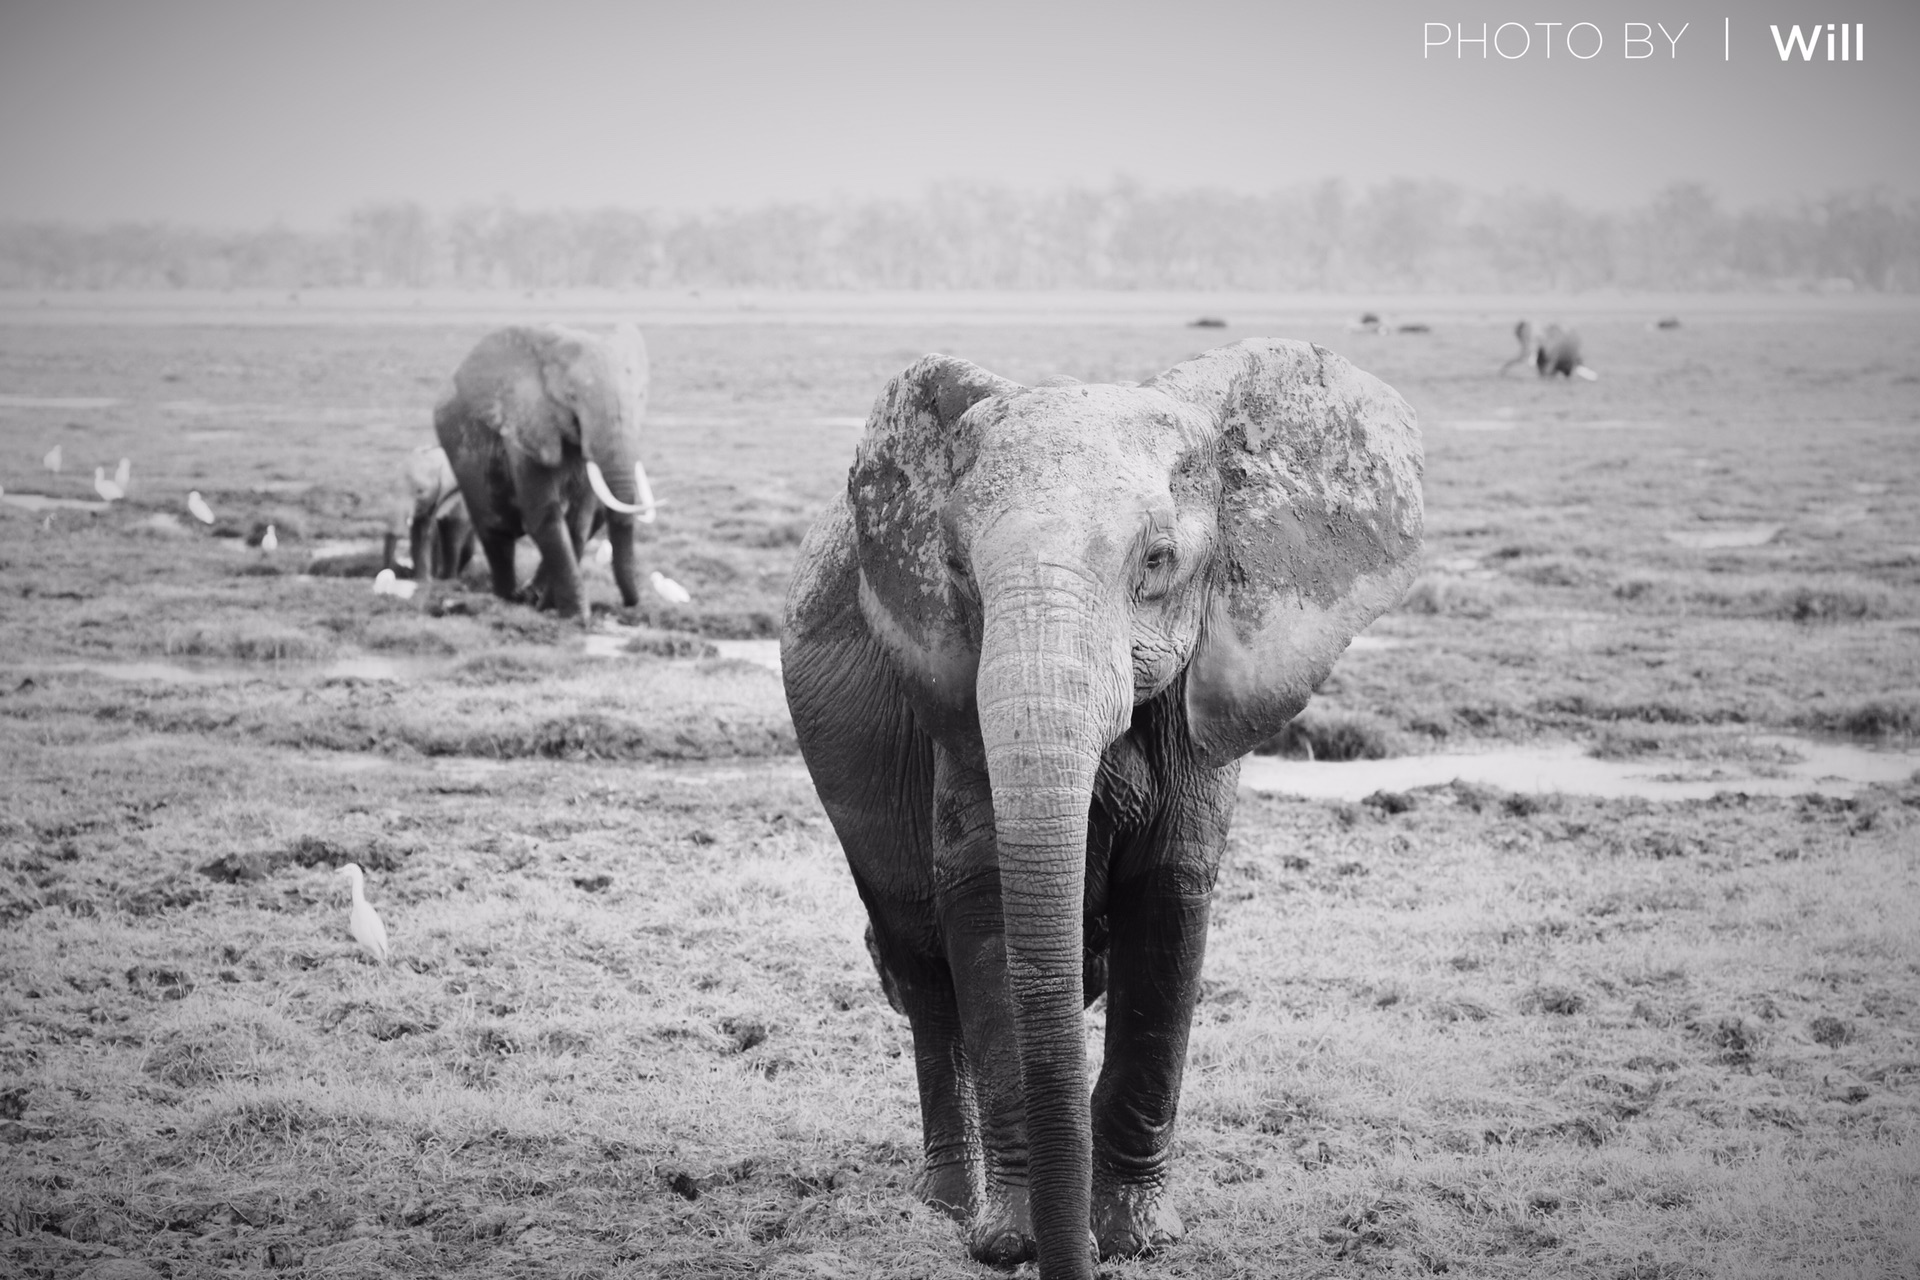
[
  {"xmin": 114, "ymin": 457, "xmax": 131, "ymax": 490},
  {"xmin": 650, "ymin": 570, "xmax": 691, "ymax": 604},
  {"xmin": 92, "ymin": 466, "xmax": 123, "ymax": 502},
  {"xmin": 260, "ymin": 524, "xmax": 278, "ymax": 553},
  {"xmin": 337, "ymin": 863, "xmax": 390, "ymax": 964},
  {"xmin": 43, "ymin": 444, "xmax": 62, "ymax": 472},
  {"xmin": 186, "ymin": 491, "xmax": 214, "ymax": 524}
]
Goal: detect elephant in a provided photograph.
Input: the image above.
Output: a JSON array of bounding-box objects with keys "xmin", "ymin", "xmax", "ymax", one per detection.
[
  {"xmin": 1502, "ymin": 319, "xmax": 1594, "ymax": 379},
  {"xmin": 433, "ymin": 323, "xmax": 658, "ymax": 621},
  {"xmin": 781, "ymin": 337, "xmax": 1424, "ymax": 1278},
  {"xmin": 401, "ymin": 444, "xmax": 477, "ymax": 583}
]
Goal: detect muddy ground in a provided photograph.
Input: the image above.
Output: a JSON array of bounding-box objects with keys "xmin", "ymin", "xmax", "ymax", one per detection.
[{"xmin": 2, "ymin": 297, "xmax": 1917, "ymax": 1278}]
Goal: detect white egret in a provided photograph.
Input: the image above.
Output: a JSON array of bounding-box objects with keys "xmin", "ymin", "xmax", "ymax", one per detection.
[
  {"xmin": 43, "ymin": 445, "xmax": 62, "ymax": 472},
  {"xmin": 371, "ymin": 568, "xmax": 417, "ymax": 599},
  {"xmin": 113, "ymin": 458, "xmax": 131, "ymax": 490},
  {"xmin": 650, "ymin": 571, "xmax": 691, "ymax": 604},
  {"xmin": 260, "ymin": 524, "xmax": 278, "ymax": 553},
  {"xmin": 591, "ymin": 538, "xmax": 613, "ymax": 568},
  {"xmin": 336, "ymin": 863, "xmax": 390, "ymax": 964},
  {"xmin": 92, "ymin": 467, "xmax": 123, "ymax": 502},
  {"xmin": 186, "ymin": 491, "xmax": 215, "ymax": 524}
]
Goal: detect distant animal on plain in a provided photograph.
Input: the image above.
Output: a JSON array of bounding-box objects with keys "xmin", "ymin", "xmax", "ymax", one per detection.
[
  {"xmin": 1654, "ymin": 316, "xmax": 1682, "ymax": 330},
  {"xmin": 435, "ymin": 324, "xmax": 659, "ymax": 624},
  {"xmin": 400, "ymin": 444, "xmax": 477, "ymax": 585},
  {"xmin": 1188, "ymin": 316, "xmax": 1228, "ymax": 329},
  {"xmin": 1502, "ymin": 320, "xmax": 1597, "ymax": 380}
]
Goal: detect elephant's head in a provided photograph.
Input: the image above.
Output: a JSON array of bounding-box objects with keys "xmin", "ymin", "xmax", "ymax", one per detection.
[
  {"xmin": 402, "ymin": 444, "xmax": 459, "ymax": 580},
  {"xmin": 532, "ymin": 322, "xmax": 657, "ymax": 607},
  {"xmin": 847, "ymin": 338, "xmax": 1422, "ymax": 1272}
]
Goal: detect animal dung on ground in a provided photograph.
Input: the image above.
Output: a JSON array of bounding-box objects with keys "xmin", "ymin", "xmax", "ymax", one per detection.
[
  {"xmin": 186, "ymin": 491, "xmax": 215, "ymax": 524},
  {"xmin": 337, "ymin": 862, "xmax": 391, "ymax": 964},
  {"xmin": 650, "ymin": 571, "xmax": 692, "ymax": 604}
]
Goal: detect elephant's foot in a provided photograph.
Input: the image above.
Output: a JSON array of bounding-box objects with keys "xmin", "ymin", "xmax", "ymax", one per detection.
[
  {"xmin": 912, "ymin": 1160, "xmax": 976, "ymax": 1222},
  {"xmin": 967, "ymin": 1183, "xmax": 1034, "ymax": 1267},
  {"xmin": 1092, "ymin": 1181, "xmax": 1184, "ymax": 1259}
]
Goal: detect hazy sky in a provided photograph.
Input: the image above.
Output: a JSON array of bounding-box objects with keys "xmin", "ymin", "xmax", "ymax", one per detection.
[{"xmin": 1, "ymin": 0, "xmax": 1913, "ymax": 226}]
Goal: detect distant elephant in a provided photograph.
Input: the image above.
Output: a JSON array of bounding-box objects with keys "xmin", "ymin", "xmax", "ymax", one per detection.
[
  {"xmin": 782, "ymin": 338, "xmax": 1424, "ymax": 1277},
  {"xmin": 1502, "ymin": 319, "xmax": 1595, "ymax": 379},
  {"xmin": 401, "ymin": 444, "xmax": 477, "ymax": 583},
  {"xmin": 434, "ymin": 323, "xmax": 658, "ymax": 621},
  {"xmin": 1534, "ymin": 322, "xmax": 1586, "ymax": 377}
]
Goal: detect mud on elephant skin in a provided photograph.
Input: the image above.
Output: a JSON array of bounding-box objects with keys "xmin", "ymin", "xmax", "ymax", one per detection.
[
  {"xmin": 782, "ymin": 338, "xmax": 1424, "ymax": 1278},
  {"xmin": 401, "ymin": 444, "xmax": 478, "ymax": 583},
  {"xmin": 434, "ymin": 323, "xmax": 659, "ymax": 622}
]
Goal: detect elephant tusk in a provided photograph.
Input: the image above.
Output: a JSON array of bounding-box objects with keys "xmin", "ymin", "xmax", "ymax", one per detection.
[
  {"xmin": 587, "ymin": 460, "xmax": 656, "ymax": 523},
  {"xmin": 631, "ymin": 459, "xmax": 658, "ymax": 525}
]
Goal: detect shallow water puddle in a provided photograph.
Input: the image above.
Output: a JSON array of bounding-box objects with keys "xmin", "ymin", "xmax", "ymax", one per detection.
[
  {"xmin": 1240, "ymin": 739, "xmax": 1919, "ymax": 802},
  {"xmin": 711, "ymin": 639, "xmax": 782, "ymax": 672},
  {"xmin": 0, "ymin": 394, "xmax": 120, "ymax": 409},
  {"xmin": 2, "ymin": 493, "xmax": 110, "ymax": 512},
  {"xmin": 581, "ymin": 628, "xmax": 782, "ymax": 672},
  {"xmin": 20, "ymin": 654, "xmax": 432, "ymax": 685},
  {"xmin": 1663, "ymin": 525, "xmax": 1780, "ymax": 549}
]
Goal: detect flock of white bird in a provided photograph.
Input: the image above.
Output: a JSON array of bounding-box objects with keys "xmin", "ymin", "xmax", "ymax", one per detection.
[{"xmin": 26, "ymin": 436, "xmax": 697, "ymax": 962}]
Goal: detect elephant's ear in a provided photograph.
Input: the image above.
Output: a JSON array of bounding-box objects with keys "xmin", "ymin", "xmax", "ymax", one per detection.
[
  {"xmin": 1150, "ymin": 338, "xmax": 1424, "ymax": 767},
  {"xmin": 849, "ymin": 354, "xmax": 1022, "ymax": 710}
]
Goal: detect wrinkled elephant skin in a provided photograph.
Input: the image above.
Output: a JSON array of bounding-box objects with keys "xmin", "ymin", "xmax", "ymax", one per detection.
[
  {"xmin": 434, "ymin": 323, "xmax": 657, "ymax": 622},
  {"xmin": 782, "ymin": 339, "xmax": 1425, "ymax": 1278}
]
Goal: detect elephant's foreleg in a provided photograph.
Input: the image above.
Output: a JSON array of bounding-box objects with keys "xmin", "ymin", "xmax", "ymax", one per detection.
[
  {"xmin": 1088, "ymin": 772, "xmax": 1234, "ymax": 1259},
  {"xmin": 932, "ymin": 751, "xmax": 1038, "ymax": 1267},
  {"xmin": 856, "ymin": 898, "xmax": 980, "ymax": 1220},
  {"xmin": 514, "ymin": 462, "xmax": 588, "ymax": 622},
  {"xmin": 479, "ymin": 531, "xmax": 520, "ymax": 602}
]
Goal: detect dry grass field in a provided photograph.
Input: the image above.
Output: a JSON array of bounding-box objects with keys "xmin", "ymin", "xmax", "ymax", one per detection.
[{"xmin": 2, "ymin": 297, "xmax": 1918, "ymax": 1279}]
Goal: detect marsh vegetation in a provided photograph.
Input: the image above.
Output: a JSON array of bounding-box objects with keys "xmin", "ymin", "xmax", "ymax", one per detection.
[{"xmin": 2, "ymin": 297, "xmax": 1916, "ymax": 1277}]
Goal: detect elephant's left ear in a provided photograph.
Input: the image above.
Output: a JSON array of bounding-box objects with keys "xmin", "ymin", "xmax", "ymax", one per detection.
[{"xmin": 1149, "ymin": 338, "xmax": 1424, "ymax": 767}]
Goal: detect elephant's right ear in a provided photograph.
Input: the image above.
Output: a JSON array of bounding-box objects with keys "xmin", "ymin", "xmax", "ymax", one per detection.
[{"xmin": 849, "ymin": 355, "xmax": 1022, "ymax": 708}]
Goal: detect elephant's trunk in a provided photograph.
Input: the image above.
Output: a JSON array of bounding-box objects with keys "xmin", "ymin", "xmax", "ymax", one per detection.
[
  {"xmin": 583, "ymin": 441, "xmax": 649, "ymax": 609},
  {"xmin": 975, "ymin": 554, "xmax": 1132, "ymax": 1280}
]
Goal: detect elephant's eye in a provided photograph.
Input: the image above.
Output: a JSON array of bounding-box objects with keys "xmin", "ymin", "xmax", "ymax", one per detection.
[{"xmin": 1137, "ymin": 543, "xmax": 1176, "ymax": 600}]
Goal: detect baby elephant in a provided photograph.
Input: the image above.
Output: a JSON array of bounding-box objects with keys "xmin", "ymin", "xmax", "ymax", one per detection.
[
  {"xmin": 434, "ymin": 324, "xmax": 659, "ymax": 622},
  {"xmin": 401, "ymin": 445, "xmax": 477, "ymax": 583}
]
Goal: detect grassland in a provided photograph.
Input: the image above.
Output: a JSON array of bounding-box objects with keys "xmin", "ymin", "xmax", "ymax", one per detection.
[{"xmin": 2, "ymin": 298, "xmax": 1918, "ymax": 1278}]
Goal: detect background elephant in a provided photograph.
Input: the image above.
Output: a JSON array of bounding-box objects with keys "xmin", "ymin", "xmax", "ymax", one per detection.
[
  {"xmin": 434, "ymin": 323, "xmax": 657, "ymax": 621},
  {"xmin": 782, "ymin": 338, "xmax": 1424, "ymax": 1278},
  {"xmin": 401, "ymin": 444, "xmax": 477, "ymax": 582},
  {"xmin": 1502, "ymin": 319, "xmax": 1595, "ymax": 379}
]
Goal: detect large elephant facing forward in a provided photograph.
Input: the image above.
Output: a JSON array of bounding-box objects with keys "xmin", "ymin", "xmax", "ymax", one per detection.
[
  {"xmin": 782, "ymin": 338, "xmax": 1424, "ymax": 1279},
  {"xmin": 401, "ymin": 444, "xmax": 477, "ymax": 583},
  {"xmin": 434, "ymin": 324, "xmax": 658, "ymax": 621}
]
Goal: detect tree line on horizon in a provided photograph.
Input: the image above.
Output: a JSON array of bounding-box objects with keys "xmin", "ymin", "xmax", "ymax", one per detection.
[{"xmin": 1, "ymin": 180, "xmax": 1914, "ymax": 293}]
